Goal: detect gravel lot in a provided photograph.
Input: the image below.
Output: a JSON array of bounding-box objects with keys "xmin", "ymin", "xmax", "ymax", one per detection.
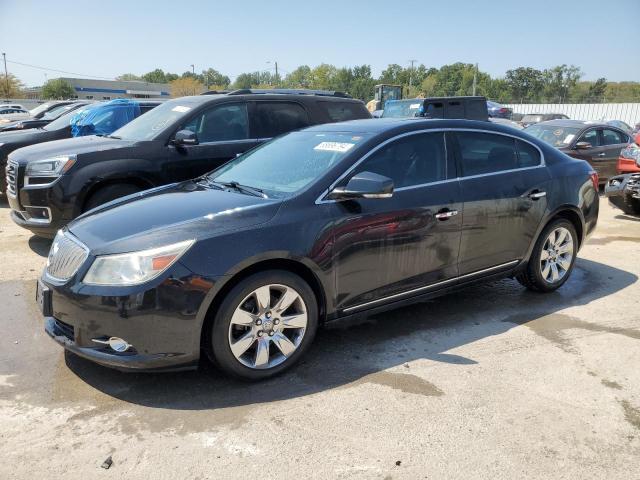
[{"xmin": 1, "ymin": 197, "xmax": 639, "ymax": 480}]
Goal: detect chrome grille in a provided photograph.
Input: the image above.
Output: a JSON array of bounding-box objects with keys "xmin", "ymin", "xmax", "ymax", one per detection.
[
  {"xmin": 5, "ymin": 160, "xmax": 17, "ymax": 197},
  {"xmin": 46, "ymin": 232, "xmax": 89, "ymax": 281}
]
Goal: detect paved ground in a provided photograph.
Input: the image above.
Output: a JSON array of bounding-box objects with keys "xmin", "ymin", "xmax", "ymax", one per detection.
[{"xmin": 0, "ymin": 197, "xmax": 639, "ymax": 480}]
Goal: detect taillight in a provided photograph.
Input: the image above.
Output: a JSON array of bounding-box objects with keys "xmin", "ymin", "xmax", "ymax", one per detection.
[{"xmin": 590, "ymin": 172, "xmax": 599, "ymax": 191}]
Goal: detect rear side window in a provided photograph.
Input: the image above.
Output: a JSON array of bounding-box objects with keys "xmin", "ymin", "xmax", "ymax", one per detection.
[
  {"xmin": 465, "ymin": 100, "xmax": 488, "ymax": 120},
  {"xmin": 424, "ymin": 102, "xmax": 444, "ymax": 119},
  {"xmin": 353, "ymin": 132, "xmax": 447, "ymax": 188},
  {"xmin": 456, "ymin": 132, "xmax": 518, "ymax": 176},
  {"xmin": 319, "ymin": 101, "xmax": 369, "ymax": 122},
  {"xmin": 602, "ymin": 128, "xmax": 627, "ymax": 146},
  {"xmin": 254, "ymin": 102, "xmax": 309, "ymax": 138},
  {"xmin": 516, "ymin": 140, "xmax": 541, "ymax": 168}
]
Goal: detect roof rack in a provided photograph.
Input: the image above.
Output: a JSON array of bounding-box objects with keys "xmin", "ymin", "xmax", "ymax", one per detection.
[
  {"xmin": 200, "ymin": 90, "xmax": 232, "ymax": 95},
  {"xmin": 227, "ymin": 88, "xmax": 351, "ymax": 98}
]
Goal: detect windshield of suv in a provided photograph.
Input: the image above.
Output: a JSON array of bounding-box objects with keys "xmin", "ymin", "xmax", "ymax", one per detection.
[
  {"xmin": 44, "ymin": 104, "xmax": 95, "ymax": 131},
  {"xmin": 525, "ymin": 124, "xmax": 582, "ymax": 147},
  {"xmin": 29, "ymin": 103, "xmax": 53, "ymax": 117},
  {"xmin": 208, "ymin": 131, "xmax": 372, "ymax": 198},
  {"xmin": 111, "ymin": 100, "xmax": 194, "ymax": 141},
  {"xmin": 42, "ymin": 103, "xmax": 76, "ymax": 120},
  {"xmin": 382, "ymin": 100, "xmax": 422, "ymax": 118}
]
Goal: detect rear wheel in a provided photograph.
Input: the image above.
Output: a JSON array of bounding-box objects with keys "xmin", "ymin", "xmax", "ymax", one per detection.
[
  {"xmin": 619, "ymin": 193, "xmax": 640, "ymax": 215},
  {"xmin": 83, "ymin": 184, "xmax": 142, "ymax": 212},
  {"xmin": 517, "ymin": 219, "xmax": 577, "ymax": 292},
  {"xmin": 209, "ymin": 270, "xmax": 318, "ymax": 380}
]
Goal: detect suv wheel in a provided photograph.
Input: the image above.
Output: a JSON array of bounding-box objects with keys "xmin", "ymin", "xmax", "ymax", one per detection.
[
  {"xmin": 209, "ymin": 270, "xmax": 318, "ymax": 380},
  {"xmin": 84, "ymin": 184, "xmax": 142, "ymax": 212},
  {"xmin": 517, "ymin": 219, "xmax": 577, "ymax": 292}
]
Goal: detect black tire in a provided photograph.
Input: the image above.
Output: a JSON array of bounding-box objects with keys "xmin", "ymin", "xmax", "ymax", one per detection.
[
  {"xmin": 517, "ymin": 218, "xmax": 578, "ymax": 293},
  {"xmin": 208, "ymin": 270, "xmax": 318, "ymax": 381},
  {"xmin": 83, "ymin": 184, "xmax": 142, "ymax": 212},
  {"xmin": 619, "ymin": 194, "xmax": 640, "ymax": 216}
]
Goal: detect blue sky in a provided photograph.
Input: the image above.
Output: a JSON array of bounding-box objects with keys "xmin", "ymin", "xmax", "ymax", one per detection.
[{"xmin": 1, "ymin": 0, "xmax": 639, "ymax": 87}]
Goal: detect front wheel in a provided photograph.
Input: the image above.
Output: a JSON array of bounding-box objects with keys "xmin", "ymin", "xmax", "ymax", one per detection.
[
  {"xmin": 517, "ymin": 219, "xmax": 578, "ymax": 292},
  {"xmin": 209, "ymin": 270, "xmax": 318, "ymax": 380}
]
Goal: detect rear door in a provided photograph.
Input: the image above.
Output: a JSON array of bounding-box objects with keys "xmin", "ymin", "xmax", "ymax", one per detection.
[
  {"xmin": 165, "ymin": 102, "xmax": 257, "ymax": 182},
  {"xmin": 453, "ymin": 130, "xmax": 550, "ymax": 275},
  {"xmin": 600, "ymin": 128, "xmax": 630, "ymax": 181},
  {"xmin": 330, "ymin": 131, "xmax": 462, "ymax": 312},
  {"xmin": 252, "ymin": 101, "xmax": 310, "ymax": 141}
]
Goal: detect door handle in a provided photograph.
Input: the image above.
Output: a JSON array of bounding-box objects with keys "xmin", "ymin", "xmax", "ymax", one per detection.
[
  {"xmin": 527, "ymin": 190, "xmax": 547, "ymax": 200},
  {"xmin": 435, "ymin": 209, "xmax": 459, "ymax": 220},
  {"xmin": 596, "ymin": 152, "xmax": 606, "ymax": 157}
]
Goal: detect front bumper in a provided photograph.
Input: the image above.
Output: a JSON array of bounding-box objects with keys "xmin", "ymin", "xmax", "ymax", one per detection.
[
  {"xmin": 40, "ymin": 265, "xmax": 219, "ymax": 372},
  {"xmin": 7, "ymin": 178, "xmax": 71, "ymax": 236}
]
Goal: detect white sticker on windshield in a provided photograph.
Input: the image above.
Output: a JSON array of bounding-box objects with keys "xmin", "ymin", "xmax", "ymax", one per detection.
[
  {"xmin": 172, "ymin": 106, "xmax": 191, "ymax": 113},
  {"xmin": 563, "ymin": 134, "xmax": 575, "ymax": 144},
  {"xmin": 409, "ymin": 103, "xmax": 421, "ymax": 109},
  {"xmin": 314, "ymin": 142, "xmax": 355, "ymax": 153}
]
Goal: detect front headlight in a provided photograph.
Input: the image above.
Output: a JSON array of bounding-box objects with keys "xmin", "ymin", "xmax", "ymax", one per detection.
[
  {"xmin": 83, "ymin": 240, "xmax": 195, "ymax": 286},
  {"xmin": 25, "ymin": 155, "xmax": 76, "ymax": 176}
]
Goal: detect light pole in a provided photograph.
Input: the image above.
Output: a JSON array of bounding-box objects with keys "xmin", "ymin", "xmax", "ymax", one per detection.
[
  {"xmin": 408, "ymin": 59, "xmax": 417, "ymax": 94},
  {"xmin": 266, "ymin": 61, "xmax": 279, "ymax": 86},
  {"xmin": 190, "ymin": 64, "xmax": 195, "ymax": 75},
  {"xmin": 2, "ymin": 53, "xmax": 9, "ymax": 98}
]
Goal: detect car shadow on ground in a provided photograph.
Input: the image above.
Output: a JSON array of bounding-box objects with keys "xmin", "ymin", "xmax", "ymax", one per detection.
[
  {"xmin": 28, "ymin": 236, "xmax": 52, "ymax": 257},
  {"xmin": 65, "ymin": 257, "xmax": 638, "ymax": 411}
]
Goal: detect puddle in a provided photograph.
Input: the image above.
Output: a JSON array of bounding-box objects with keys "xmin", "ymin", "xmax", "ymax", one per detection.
[
  {"xmin": 504, "ymin": 313, "xmax": 640, "ymax": 352},
  {"xmin": 351, "ymin": 371, "xmax": 444, "ymax": 397}
]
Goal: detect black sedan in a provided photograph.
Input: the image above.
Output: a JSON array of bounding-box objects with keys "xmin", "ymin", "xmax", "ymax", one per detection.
[{"xmin": 38, "ymin": 118, "xmax": 599, "ymax": 380}]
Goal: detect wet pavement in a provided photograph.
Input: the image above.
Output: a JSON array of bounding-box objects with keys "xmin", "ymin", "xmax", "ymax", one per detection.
[{"xmin": 1, "ymin": 197, "xmax": 639, "ymax": 479}]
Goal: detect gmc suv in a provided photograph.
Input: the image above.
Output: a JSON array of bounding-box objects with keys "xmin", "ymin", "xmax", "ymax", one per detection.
[{"xmin": 6, "ymin": 90, "xmax": 371, "ymax": 237}]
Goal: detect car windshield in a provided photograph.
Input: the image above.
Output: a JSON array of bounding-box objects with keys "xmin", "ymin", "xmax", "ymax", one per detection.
[
  {"xmin": 42, "ymin": 104, "xmax": 75, "ymax": 120},
  {"xmin": 382, "ymin": 100, "xmax": 422, "ymax": 118},
  {"xmin": 525, "ymin": 124, "xmax": 582, "ymax": 147},
  {"xmin": 29, "ymin": 103, "xmax": 53, "ymax": 116},
  {"xmin": 44, "ymin": 104, "xmax": 95, "ymax": 131},
  {"xmin": 110, "ymin": 99, "xmax": 194, "ymax": 141},
  {"xmin": 208, "ymin": 131, "xmax": 372, "ymax": 198}
]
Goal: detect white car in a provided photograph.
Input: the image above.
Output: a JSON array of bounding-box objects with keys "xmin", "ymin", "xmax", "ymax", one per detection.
[
  {"xmin": 0, "ymin": 103, "xmax": 25, "ymax": 110},
  {"xmin": 0, "ymin": 107, "xmax": 31, "ymax": 123}
]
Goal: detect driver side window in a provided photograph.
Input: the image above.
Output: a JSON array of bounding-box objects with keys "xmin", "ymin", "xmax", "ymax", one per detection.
[
  {"xmin": 181, "ymin": 103, "xmax": 249, "ymax": 143},
  {"xmin": 578, "ymin": 129, "xmax": 600, "ymax": 147}
]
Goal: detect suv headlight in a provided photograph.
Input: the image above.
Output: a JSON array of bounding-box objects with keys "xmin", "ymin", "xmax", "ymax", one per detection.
[
  {"xmin": 25, "ymin": 155, "xmax": 76, "ymax": 176},
  {"xmin": 83, "ymin": 240, "xmax": 195, "ymax": 286}
]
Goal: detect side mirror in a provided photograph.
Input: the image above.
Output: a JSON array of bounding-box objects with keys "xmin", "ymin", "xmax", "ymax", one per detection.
[
  {"xmin": 327, "ymin": 171, "xmax": 394, "ymax": 201},
  {"xmin": 173, "ymin": 129, "xmax": 198, "ymax": 146},
  {"xmin": 575, "ymin": 141, "xmax": 592, "ymax": 150}
]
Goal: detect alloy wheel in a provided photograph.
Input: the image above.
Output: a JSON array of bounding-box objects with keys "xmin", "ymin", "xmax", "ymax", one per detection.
[
  {"xmin": 227, "ymin": 284, "xmax": 308, "ymax": 369},
  {"xmin": 540, "ymin": 226, "xmax": 574, "ymax": 284}
]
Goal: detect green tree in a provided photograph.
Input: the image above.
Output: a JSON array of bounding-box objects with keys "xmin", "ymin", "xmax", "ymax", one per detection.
[
  {"xmin": 542, "ymin": 64, "xmax": 582, "ymax": 103},
  {"xmin": 41, "ymin": 79, "xmax": 74, "ymax": 99},
  {"xmin": 505, "ymin": 67, "xmax": 544, "ymax": 103},
  {"xmin": 0, "ymin": 73, "xmax": 24, "ymax": 98},
  {"xmin": 202, "ymin": 68, "xmax": 230, "ymax": 88},
  {"xmin": 587, "ymin": 78, "xmax": 607, "ymax": 102},
  {"xmin": 116, "ymin": 73, "xmax": 141, "ymax": 81},
  {"xmin": 142, "ymin": 68, "xmax": 169, "ymax": 84},
  {"xmin": 284, "ymin": 65, "xmax": 312, "ymax": 88},
  {"xmin": 310, "ymin": 64, "xmax": 337, "ymax": 90}
]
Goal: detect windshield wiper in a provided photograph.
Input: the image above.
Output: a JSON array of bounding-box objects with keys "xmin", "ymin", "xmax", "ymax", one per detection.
[{"xmin": 211, "ymin": 180, "xmax": 268, "ymax": 198}]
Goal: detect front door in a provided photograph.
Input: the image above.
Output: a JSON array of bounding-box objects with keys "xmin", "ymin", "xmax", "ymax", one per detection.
[
  {"xmin": 453, "ymin": 131, "xmax": 550, "ymax": 275},
  {"xmin": 329, "ymin": 131, "xmax": 462, "ymax": 312},
  {"xmin": 165, "ymin": 102, "xmax": 258, "ymax": 182},
  {"xmin": 599, "ymin": 128, "xmax": 630, "ymax": 181}
]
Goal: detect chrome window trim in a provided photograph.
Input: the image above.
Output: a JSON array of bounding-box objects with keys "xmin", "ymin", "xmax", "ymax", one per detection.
[
  {"xmin": 315, "ymin": 127, "xmax": 545, "ymax": 205},
  {"xmin": 193, "ymin": 138, "xmax": 255, "ymax": 146},
  {"xmin": 341, "ymin": 259, "xmax": 520, "ymax": 313}
]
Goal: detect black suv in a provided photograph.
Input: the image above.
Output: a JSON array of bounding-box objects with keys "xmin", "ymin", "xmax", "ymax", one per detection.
[{"xmin": 6, "ymin": 90, "xmax": 370, "ymax": 237}]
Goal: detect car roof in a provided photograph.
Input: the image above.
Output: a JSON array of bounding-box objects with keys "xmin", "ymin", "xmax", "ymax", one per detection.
[
  {"xmin": 165, "ymin": 91, "xmax": 363, "ymax": 107},
  {"xmin": 536, "ymin": 119, "xmax": 608, "ymax": 128},
  {"xmin": 304, "ymin": 118, "xmax": 515, "ymax": 135}
]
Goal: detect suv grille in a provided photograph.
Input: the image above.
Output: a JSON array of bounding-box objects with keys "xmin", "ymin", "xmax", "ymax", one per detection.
[
  {"xmin": 46, "ymin": 232, "xmax": 89, "ymax": 281},
  {"xmin": 5, "ymin": 160, "xmax": 17, "ymax": 197}
]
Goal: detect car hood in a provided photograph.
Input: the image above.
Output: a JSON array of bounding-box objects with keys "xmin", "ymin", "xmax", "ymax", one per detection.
[
  {"xmin": 8, "ymin": 135, "xmax": 136, "ymax": 165},
  {"xmin": 68, "ymin": 181, "xmax": 282, "ymax": 254},
  {"xmin": 0, "ymin": 127, "xmax": 48, "ymax": 144}
]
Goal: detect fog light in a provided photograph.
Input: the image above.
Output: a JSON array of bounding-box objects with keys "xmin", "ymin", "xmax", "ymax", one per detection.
[
  {"xmin": 25, "ymin": 206, "xmax": 50, "ymax": 220},
  {"xmin": 91, "ymin": 336, "xmax": 132, "ymax": 352}
]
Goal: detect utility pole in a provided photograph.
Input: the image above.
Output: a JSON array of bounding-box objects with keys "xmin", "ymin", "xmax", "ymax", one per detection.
[
  {"xmin": 472, "ymin": 63, "xmax": 477, "ymax": 96},
  {"xmin": 408, "ymin": 59, "xmax": 417, "ymax": 92},
  {"xmin": 275, "ymin": 61, "xmax": 278, "ymax": 86},
  {"xmin": 190, "ymin": 64, "xmax": 195, "ymax": 75},
  {"xmin": 2, "ymin": 53, "xmax": 9, "ymax": 98}
]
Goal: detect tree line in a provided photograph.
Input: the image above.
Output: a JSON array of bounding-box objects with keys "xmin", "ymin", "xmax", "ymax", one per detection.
[{"xmin": 2, "ymin": 63, "xmax": 639, "ymax": 103}]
